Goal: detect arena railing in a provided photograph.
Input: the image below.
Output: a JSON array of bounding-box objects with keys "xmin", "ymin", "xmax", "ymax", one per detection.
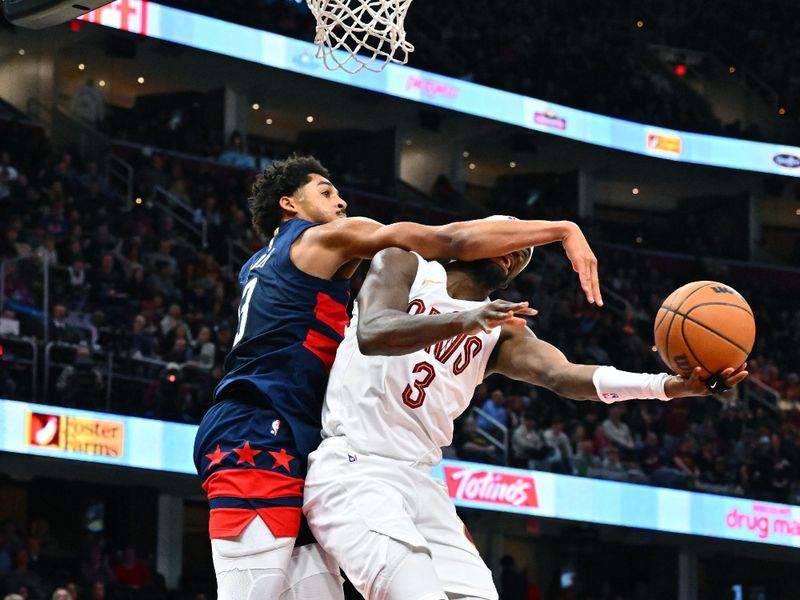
[
  {"xmin": 0, "ymin": 335, "xmax": 38, "ymax": 400},
  {"xmin": 149, "ymin": 185, "xmax": 208, "ymax": 249},
  {"xmin": 42, "ymin": 340, "xmax": 213, "ymax": 416},
  {"xmin": 472, "ymin": 406, "xmax": 509, "ymax": 463}
]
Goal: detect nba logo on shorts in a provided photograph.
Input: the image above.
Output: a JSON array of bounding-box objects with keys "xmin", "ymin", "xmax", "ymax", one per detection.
[{"xmin": 270, "ymin": 419, "xmax": 281, "ymax": 436}]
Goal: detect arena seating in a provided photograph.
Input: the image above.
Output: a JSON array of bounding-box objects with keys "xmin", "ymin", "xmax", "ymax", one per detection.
[{"xmin": 1, "ymin": 110, "xmax": 799, "ymax": 510}]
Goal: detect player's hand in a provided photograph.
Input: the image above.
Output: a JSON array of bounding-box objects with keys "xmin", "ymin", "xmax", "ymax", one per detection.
[
  {"xmin": 460, "ymin": 300, "xmax": 537, "ymax": 334},
  {"xmin": 561, "ymin": 222, "xmax": 603, "ymax": 307},
  {"xmin": 664, "ymin": 364, "xmax": 749, "ymax": 398}
]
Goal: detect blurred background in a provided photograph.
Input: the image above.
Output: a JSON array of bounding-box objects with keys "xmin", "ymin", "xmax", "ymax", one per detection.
[{"xmin": 0, "ymin": 0, "xmax": 799, "ymax": 598}]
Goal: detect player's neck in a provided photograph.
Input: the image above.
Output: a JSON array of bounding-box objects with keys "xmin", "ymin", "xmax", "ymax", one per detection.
[{"xmin": 445, "ymin": 268, "xmax": 493, "ymax": 301}]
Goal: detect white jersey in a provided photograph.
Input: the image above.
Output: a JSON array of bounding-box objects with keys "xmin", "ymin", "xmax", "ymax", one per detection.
[{"xmin": 321, "ymin": 253, "xmax": 501, "ymax": 465}]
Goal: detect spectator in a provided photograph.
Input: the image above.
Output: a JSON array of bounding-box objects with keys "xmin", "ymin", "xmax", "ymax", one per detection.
[
  {"xmin": 672, "ymin": 437, "xmax": 701, "ymax": 484},
  {"xmin": 543, "ymin": 417, "xmax": 574, "ymax": 474},
  {"xmin": 602, "ymin": 405, "xmax": 635, "ymax": 453},
  {"xmin": 128, "ymin": 315, "xmax": 157, "ymax": 359},
  {"xmin": 51, "ymin": 590, "xmax": 69, "ymax": 600},
  {"xmin": 112, "ymin": 547, "xmax": 152, "ymax": 590},
  {"xmin": 457, "ymin": 416, "xmax": 502, "ymax": 465},
  {"xmin": 36, "ymin": 236, "xmax": 58, "ymax": 268},
  {"xmin": 4, "ymin": 549, "xmax": 48, "ymax": 600},
  {"xmin": 51, "ymin": 305, "xmax": 84, "ymax": 345},
  {"xmin": 573, "ymin": 440, "xmax": 601, "ymax": 477},
  {"xmin": 600, "ymin": 446, "xmax": 626, "ymax": 480},
  {"xmin": 510, "ymin": 412, "xmax": 551, "ymax": 469},
  {"xmin": 89, "ymin": 581, "xmax": 105, "ymax": 600},
  {"xmin": 55, "ymin": 345, "xmax": 104, "ymax": 409},
  {"xmin": 475, "ymin": 389, "xmax": 508, "ymax": 437},
  {"xmin": 66, "ymin": 258, "xmax": 90, "ymax": 308},
  {"xmin": 79, "ymin": 545, "xmax": 114, "ymax": 589},
  {"xmin": 499, "ymin": 555, "xmax": 527, "ymax": 600},
  {"xmin": 190, "ymin": 325, "xmax": 216, "ymax": 368},
  {"xmin": 64, "ymin": 582, "xmax": 78, "ymax": 600},
  {"xmin": 160, "ymin": 304, "xmax": 185, "ymax": 338}
]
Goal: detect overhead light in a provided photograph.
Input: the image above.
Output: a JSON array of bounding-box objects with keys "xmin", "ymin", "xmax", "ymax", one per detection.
[
  {"xmin": 468, "ymin": 163, "xmax": 476, "ymax": 171},
  {"xmin": 779, "ymin": 107, "xmax": 787, "ymax": 115},
  {"xmin": 306, "ymin": 115, "xmax": 314, "ymax": 123},
  {"xmin": 635, "ymin": 236, "xmax": 643, "ymax": 244},
  {"xmin": 674, "ymin": 64, "xmax": 687, "ymax": 77},
  {"xmin": 252, "ymin": 103, "xmax": 260, "ymax": 110},
  {"xmin": 509, "ymin": 161, "xmax": 517, "ymax": 168},
  {"xmin": 17, "ymin": 49, "xmax": 25, "ymax": 56},
  {"xmin": 462, "ymin": 151, "xmax": 470, "ymax": 158},
  {"xmin": 728, "ymin": 66, "xmax": 736, "ymax": 74},
  {"xmin": 632, "ymin": 187, "xmax": 640, "ymax": 195},
  {"xmin": 636, "ymin": 20, "xmax": 644, "ymax": 29},
  {"xmin": 795, "ymin": 208, "xmax": 800, "ymax": 216},
  {"xmin": 98, "ymin": 80, "xmax": 106, "ymax": 87},
  {"xmin": 265, "ymin": 118, "xmax": 273, "ymax": 125},
  {"xmin": 78, "ymin": 63, "xmax": 86, "ymax": 71},
  {"xmin": 135, "ymin": 197, "xmax": 143, "ymax": 205},
  {"xmin": 137, "ymin": 76, "xmax": 145, "ymax": 84}
]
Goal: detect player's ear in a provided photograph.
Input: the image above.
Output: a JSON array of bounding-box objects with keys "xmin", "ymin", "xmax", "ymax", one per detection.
[{"xmin": 279, "ymin": 195, "xmax": 298, "ymax": 217}]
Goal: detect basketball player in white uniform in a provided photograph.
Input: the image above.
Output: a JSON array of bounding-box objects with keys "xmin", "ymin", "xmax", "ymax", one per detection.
[{"xmin": 304, "ymin": 241, "xmax": 749, "ymax": 600}]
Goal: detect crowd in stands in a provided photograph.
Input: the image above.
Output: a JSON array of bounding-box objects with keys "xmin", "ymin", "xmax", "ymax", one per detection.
[
  {"xmin": 2, "ymin": 108, "xmax": 800, "ymax": 507},
  {"xmin": 0, "ymin": 518, "xmax": 208, "ymax": 600},
  {"xmin": 153, "ymin": 0, "xmax": 793, "ymax": 142}
]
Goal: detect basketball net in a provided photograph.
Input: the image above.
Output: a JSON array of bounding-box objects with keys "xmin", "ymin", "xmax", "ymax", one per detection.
[{"xmin": 306, "ymin": 0, "xmax": 415, "ymax": 74}]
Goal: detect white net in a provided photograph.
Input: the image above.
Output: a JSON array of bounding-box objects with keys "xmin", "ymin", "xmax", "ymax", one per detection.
[{"xmin": 306, "ymin": 0, "xmax": 415, "ymax": 74}]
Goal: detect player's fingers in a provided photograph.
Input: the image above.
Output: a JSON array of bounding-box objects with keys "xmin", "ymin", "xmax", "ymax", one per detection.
[
  {"xmin": 503, "ymin": 316, "xmax": 529, "ymax": 328},
  {"xmin": 726, "ymin": 371, "xmax": 750, "ymax": 386},
  {"xmin": 515, "ymin": 307, "xmax": 538, "ymax": 316},
  {"xmin": 590, "ymin": 258, "xmax": 603, "ymax": 307},
  {"xmin": 577, "ymin": 266, "xmax": 594, "ymax": 305}
]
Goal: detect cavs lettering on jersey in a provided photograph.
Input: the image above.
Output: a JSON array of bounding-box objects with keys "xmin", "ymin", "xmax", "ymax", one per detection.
[{"xmin": 322, "ymin": 253, "xmax": 501, "ymax": 465}]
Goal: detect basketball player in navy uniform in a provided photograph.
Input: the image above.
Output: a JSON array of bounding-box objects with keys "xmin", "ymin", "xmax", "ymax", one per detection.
[{"xmin": 193, "ymin": 156, "xmax": 603, "ymax": 599}]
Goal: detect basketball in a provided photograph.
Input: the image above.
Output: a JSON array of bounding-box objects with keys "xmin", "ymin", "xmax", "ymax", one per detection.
[{"xmin": 653, "ymin": 281, "xmax": 756, "ymax": 378}]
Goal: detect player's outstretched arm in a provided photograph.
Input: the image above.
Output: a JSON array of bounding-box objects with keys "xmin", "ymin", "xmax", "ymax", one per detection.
[
  {"xmin": 487, "ymin": 326, "xmax": 749, "ymax": 401},
  {"xmin": 308, "ymin": 216, "xmax": 603, "ymax": 305},
  {"xmin": 356, "ymin": 248, "xmax": 535, "ymax": 356}
]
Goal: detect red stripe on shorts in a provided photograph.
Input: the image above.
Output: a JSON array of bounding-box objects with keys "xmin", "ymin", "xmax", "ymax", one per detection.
[
  {"xmin": 208, "ymin": 506, "xmax": 301, "ymax": 539},
  {"xmin": 202, "ymin": 468, "xmax": 303, "ymax": 500}
]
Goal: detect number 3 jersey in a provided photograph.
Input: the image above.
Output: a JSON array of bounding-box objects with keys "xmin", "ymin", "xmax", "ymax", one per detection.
[
  {"xmin": 321, "ymin": 252, "xmax": 501, "ymax": 465},
  {"xmin": 213, "ymin": 218, "xmax": 351, "ymax": 459}
]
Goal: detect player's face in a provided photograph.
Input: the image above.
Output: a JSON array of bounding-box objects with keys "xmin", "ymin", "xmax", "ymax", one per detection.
[
  {"xmin": 293, "ymin": 174, "xmax": 347, "ymax": 224},
  {"xmin": 488, "ymin": 247, "xmax": 533, "ymax": 287}
]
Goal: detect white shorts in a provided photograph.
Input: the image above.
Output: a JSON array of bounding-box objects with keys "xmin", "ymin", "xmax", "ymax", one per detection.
[{"xmin": 303, "ymin": 437, "xmax": 498, "ymax": 600}]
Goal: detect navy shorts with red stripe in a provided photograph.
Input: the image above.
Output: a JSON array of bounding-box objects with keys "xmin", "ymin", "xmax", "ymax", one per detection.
[{"xmin": 193, "ymin": 399, "xmax": 307, "ymax": 540}]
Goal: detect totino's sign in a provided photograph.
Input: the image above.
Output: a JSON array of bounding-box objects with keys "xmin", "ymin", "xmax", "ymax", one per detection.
[
  {"xmin": 444, "ymin": 465, "xmax": 538, "ymax": 508},
  {"xmin": 26, "ymin": 412, "xmax": 124, "ymax": 458}
]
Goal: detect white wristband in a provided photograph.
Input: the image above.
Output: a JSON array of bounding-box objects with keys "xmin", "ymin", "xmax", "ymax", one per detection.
[{"xmin": 592, "ymin": 366, "xmax": 670, "ymax": 403}]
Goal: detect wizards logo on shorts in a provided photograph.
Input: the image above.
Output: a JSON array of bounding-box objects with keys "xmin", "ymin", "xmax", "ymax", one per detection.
[{"xmin": 270, "ymin": 419, "xmax": 281, "ymax": 436}]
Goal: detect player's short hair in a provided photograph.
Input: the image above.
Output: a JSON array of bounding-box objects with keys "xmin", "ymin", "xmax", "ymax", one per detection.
[{"xmin": 249, "ymin": 155, "xmax": 331, "ymax": 239}]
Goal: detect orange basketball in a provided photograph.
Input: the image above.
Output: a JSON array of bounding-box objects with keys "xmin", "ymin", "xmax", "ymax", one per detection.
[{"xmin": 653, "ymin": 281, "xmax": 755, "ymax": 378}]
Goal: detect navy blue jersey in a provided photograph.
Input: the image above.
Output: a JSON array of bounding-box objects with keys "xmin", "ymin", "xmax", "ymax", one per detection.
[{"xmin": 214, "ymin": 218, "xmax": 350, "ymax": 458}]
